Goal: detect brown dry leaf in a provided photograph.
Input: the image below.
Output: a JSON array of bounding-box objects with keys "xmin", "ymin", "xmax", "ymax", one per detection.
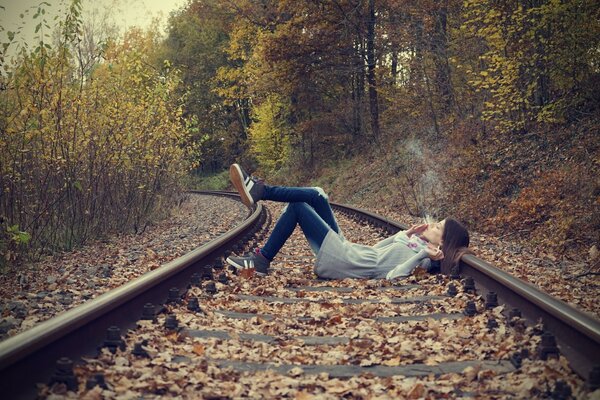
[
  {"xmin": 114, "ymin": 376, "xmax": 134, "ymax": 392},
  {"xmin": 324, "ymin": 381, "xmax": 351, "ymax": 395},
  {"xmin": 359, "ymin": 354, "xmax": 379, "ymax": 366},
  {"xmin": 387, "ymin": 335, "xmax": 401, "ymax": 344},
  {"xmin": 133, "ymin": 380, "xmax": 151, "ymax": 390},
  {"xmin": 114, "ymin": 356, "xmax": 129, "ymax": 367},
  {"xmin": 516, "ymin": 378, "xmax": 537, "ymax": 394},
  {"xmin": 146, "ymin": 248, "xmax": 157, "ymax": 259},
  {"xmin": 156, "ymin": 351, "xmax": 172, "ymax": 363},
  {"xmin": 382, "ymin": 356, "xmax": 401, "ymax": 366},
  {"xmin": 463, "ymin": 365, "xmax": 481, "ymax": 382},
  {"xmin": 288, "ymin": 366, "xmax": 304, "ymax": 377},
  {"xmin": 289, "ymin": 354, "xmax": 311, "ymax": 364},
  {"xmin": 477, "ymin": 369, "xmax": 497, "ymax": 380},
  {"xmin": 241, "ymin": 268, "xmax": 256, "ymax": 279},
  {"xmin": 407, "ymin": 382, "xmax": 425, "ymax": 399},
  {"xmin": 399, "ymin": 340, "xmax": 415, "ymax": 355},
  {"xmin": 193, "ymin": 344, "xmax": 205, "ymax": 356},
  {"xmin": 413, "ymin": 267, "xmax": 428, "ymax": 278},
  {"xmin": 424, "ymin": 358, "xmax": 440, "ymax": 366},
  {"xmin": 80, "ymin": 386, "xmax": 103, "ymax": 400},
  {"xmin": 590, "ymin": 245, "xmax": 599, "ymax": 260},
  {"xmin": 295, "ymin": 390, "xmax": 314, "ymax": 399},
  {"xmin": 166, "ymin": 332, "xmax": 179, "ymax": 342}
]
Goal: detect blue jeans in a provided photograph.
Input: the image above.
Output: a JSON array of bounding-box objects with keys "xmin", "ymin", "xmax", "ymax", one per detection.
[{"xmin": 260, "ymin": 186, "xmax": 340, "ymax": 260}]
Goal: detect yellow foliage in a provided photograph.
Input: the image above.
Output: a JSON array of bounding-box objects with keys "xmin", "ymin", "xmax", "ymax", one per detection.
[
  {"xmin": 248, "ymin": 94, "xmax": 291, "ymax": 174},
  {"xmin": 460, "ymin": 0, "xmax": 600, "ymax": 133},
  {"xmin": 0, "ymin": 27, "xmax": 192, "ymax": 260}
]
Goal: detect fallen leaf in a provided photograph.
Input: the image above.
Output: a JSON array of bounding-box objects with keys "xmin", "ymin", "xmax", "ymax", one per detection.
[
  {"xmin": 463, "ymin": 365, "xmax": 480, "ymax": 382},
  {"xmin": 590, "ymin": 245, "xmax": 598, "ymax": 260},
  {"xmin": 382, "ymin": 357, "xmax": 401, "ymax": 366},
  {"xmin": 166, "ymin": 332, "xmax": 178, "ymax": 342},
  {"xmin": 407, "ymin": 383, "xmax": 425, "ymax": 399},
  {"xmin": 193, "ymin": 344, "xmax": 205, "ymax": 356},
  {"xmin": 114, "ymin": 356, "xmax": 129, "ymax": 367}
]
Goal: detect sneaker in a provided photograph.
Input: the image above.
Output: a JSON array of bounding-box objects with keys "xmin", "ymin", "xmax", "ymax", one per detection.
[
  {"xmin": 229, "ymin": 164, "xmax": 265, "ymax": 207},
  {"xmin": 226, "ymin": 251, "xmax": 270, "ymax": 276}
]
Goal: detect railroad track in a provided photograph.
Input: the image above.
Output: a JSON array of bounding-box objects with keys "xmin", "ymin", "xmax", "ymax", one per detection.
[{"xmin": 0, "ymin": 190, "xmax": 598, "ymax": 398}]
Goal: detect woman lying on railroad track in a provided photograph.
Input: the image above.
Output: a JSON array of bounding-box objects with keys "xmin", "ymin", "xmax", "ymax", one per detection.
[{"xmin": 226, "ymin": 164, "xmax": 470, "ymax": 280}]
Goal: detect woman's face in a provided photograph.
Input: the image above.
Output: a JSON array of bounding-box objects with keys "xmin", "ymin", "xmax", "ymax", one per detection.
[{"xmin": 423, "ymin": 219, "xmax": 445, "ymax": 246}]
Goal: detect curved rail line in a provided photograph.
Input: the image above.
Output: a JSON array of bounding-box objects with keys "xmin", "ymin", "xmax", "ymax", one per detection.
[
  {"xmin": 0, "ymin": 192, "xmax": 265, "ymax": 399},
  {"xmin": 331, "ymin": 202, "xmax": 600, "ymax": 382},
  {"xmin": 0, "ymin": 190, "xmax": 598, "ymax": 398},
  {"xmin": 193, "ymin": 190, "xmax": 600, "ymax": 381}
]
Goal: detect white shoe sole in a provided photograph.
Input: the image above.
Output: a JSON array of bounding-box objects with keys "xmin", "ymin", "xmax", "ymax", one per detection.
[
  {"xmin": 229, "ymin": 164, "xmax": 253, "ymax": 207},
  {"xmin": 225, "ymin": 256, "xmax": 246, "ymax": 270},
  {"xmin": 225, "ymin": 257, "xmax": 267, "ymax": 276}
]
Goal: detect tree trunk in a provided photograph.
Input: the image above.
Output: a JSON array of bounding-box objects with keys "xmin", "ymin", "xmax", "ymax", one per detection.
[
  {"xmin": 412, "ymin": 15, "xmax": 424, "ymax": 83},
  {"xmin": 352, "ymin": 35, "xmax": 363, "ymax": 139},
  {"xmin": 366, "ymin": 0, "xmax": 380, "ymax": 138},
  {"xmin": 391, "ymin": 51, "xmax": 398, "ymax": 85},
  {"xmin": 432, "ymin": 0, "xmax": 454, "ymax": 110},
  {"xmin": 413, "ymin": 14, "xmax": 440, "ymax": 136}
]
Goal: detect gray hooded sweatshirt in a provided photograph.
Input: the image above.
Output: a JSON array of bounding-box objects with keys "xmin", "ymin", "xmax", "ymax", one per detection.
[{"xmin": 314, "ymin": 230, "xmax": 430, "ymax": 280}]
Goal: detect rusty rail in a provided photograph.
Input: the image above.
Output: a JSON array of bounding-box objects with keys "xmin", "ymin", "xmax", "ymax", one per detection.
[
  {"xmin": 0, "ymin": 190, "xmax": 598, "ymax": 398},
  {"xmin": 0, "ymin": 192, "xmax": 264, "ymax": 399},
  {"xmin": 161, "ymin": 191, "xmax": 600, "ymax": 381},
  {"xmin": 330, "ymin": 201, "xmax": 600, "ymax": 381}
]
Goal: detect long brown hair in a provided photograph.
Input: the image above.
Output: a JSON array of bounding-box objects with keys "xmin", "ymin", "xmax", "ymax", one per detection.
[{"xmin": 440, "ymin": 218, "xmax": 470, "ymax": 275}]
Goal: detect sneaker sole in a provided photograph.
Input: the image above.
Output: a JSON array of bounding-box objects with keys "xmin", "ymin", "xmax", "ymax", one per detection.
[
  {"xmin": 225, "ymin": 257, "xmax": 267, "ymax": 277},
  {"xmin": 229, "ymin": 164, "xmax": 254, "ymax": 208}
]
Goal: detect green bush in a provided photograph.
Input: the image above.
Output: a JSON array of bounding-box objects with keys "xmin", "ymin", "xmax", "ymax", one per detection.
[
  {"xmin": 0, "ymin": 5, "xmax": 191, "ymax": 266},
  {"xmin": 185, "ymin": 171, "xmax": 231, "ymax": 191}
]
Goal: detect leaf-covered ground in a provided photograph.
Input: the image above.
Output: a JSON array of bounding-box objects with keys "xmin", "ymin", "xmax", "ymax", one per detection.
[
  {"xmin": 39, "ymin": 203, "xmax": 592, "ymax": 399},
  {"xmin": 0, "ymin": 194, "xmax": 247, "ymax": 340}
]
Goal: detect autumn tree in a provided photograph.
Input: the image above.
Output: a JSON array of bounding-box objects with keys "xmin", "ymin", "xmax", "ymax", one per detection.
[
  {"xmin": 460, "ymin": 0, "xmax": 600, "ymax": 132},
  {"xmin": 161, "ymin": 0, "xmax": 243, "ymax": 172},
  {"xmin": 0, "ymin": 1, "xmax": 191, "ymax": 266}
]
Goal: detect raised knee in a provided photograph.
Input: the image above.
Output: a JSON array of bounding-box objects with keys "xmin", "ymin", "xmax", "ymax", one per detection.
[{"xmin": 312, "ymin": 187, "xmax": 328, "ymax": 200}]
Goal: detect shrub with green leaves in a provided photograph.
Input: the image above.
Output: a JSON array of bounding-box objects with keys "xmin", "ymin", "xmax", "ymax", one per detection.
[{"xmin": 0, "ymin": 1, "xmax": 192, "ymax": 266}]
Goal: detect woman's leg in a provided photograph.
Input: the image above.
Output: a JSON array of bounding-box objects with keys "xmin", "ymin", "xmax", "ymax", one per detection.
[
  {"xmin": 261, "ymin": 202, "xmax": 332, "ymax": 260},
  {"xmin": 229, "ymin": 164, "xmax": 340, "ymax": 233},
  {"xmin": 262, "ymin": 186, "xmax": 341, "ymax": 234}
]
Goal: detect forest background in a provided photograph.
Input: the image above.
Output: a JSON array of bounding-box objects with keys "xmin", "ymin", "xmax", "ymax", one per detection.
[{"xmin": 0, "ymin": 0, "xmax": 599, "ymax": 269}]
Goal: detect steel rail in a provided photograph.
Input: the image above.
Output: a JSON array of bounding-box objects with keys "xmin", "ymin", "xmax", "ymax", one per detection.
[
  {"xmin": 331, "ymin": 201, "xmax": 600, "ymax": 381},
  {"xmin": 0, "ymin": 192, "xmax": 263, "ymax": 400},
  {"xmin": 1, "ymin": 189, "xmax": 597, "ymax": 397},
  {"xmin": 458, "ymin": 254, "xmax": 600, "ymax": 380},
  {"xmin": 185, "ymin": 192, "xmax": 600, "ymax": 380}
]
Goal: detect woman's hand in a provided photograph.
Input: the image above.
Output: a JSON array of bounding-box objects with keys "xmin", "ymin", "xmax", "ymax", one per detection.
[
  {"xmin": 406, "ymin": 224, "xmax": 428, "ymax": 237},
  {"xmin": 425, "ymin": 243, "xmax": 444, "ymax": 260}
]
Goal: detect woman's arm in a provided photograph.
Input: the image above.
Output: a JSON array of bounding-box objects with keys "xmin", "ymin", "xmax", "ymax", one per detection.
[
  {"xmin": 373, "ymin": 231, "xmax": 405, "ymax": 248},
  {"xmin": 386, "ymin": 249, "xmax": 429, "ymax": 280},
  {"xmin": 374, "ymin": 224, "xmax": 428, "ymax": 249}
]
